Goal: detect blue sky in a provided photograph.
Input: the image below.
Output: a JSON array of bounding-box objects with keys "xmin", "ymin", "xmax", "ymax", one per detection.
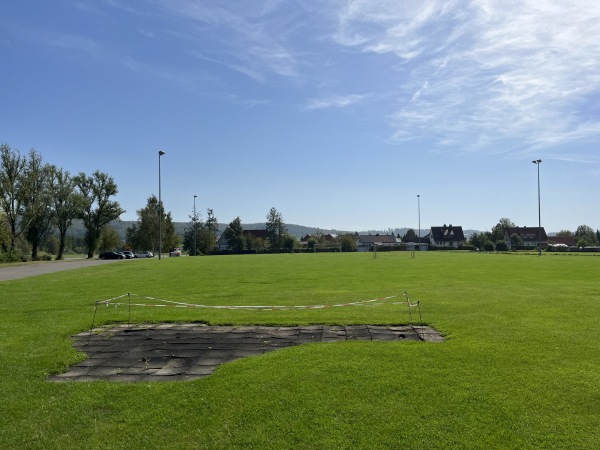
[{"xmin": 2, "ymin": 1, "xmax": 599, "ymax": 233}]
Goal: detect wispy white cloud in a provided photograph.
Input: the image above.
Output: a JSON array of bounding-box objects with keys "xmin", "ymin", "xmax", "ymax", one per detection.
[
  {"xmin": 145, "ymin": 0, "xmax": 304, "ymax": 83},
  {"xmin": 304, "ymin": 94, "xmax": 365, "ymax": 111},
  {"xmin": 331, "ymin": 0, "xmax": 600, "ymax": 154}
]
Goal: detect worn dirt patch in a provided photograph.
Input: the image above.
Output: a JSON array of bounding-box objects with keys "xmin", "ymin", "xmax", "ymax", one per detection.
[{"xmin": 50, "ymin": 323, "xmax": 444, "ymax": 382}]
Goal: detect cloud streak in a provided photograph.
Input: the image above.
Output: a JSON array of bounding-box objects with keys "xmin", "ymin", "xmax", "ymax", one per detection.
[
  {"xmin": 331, "ymin": 0, "xmax": 600, "ymax": 153},
  {"xmin": 303, "ymin": 94, "xmax": 365, "ymax": 111}
]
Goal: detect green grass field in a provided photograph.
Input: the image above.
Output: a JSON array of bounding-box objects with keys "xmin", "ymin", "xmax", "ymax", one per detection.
[{"xmin": 1, "ymin": 252, "xmax": 599, "ymax": 449}]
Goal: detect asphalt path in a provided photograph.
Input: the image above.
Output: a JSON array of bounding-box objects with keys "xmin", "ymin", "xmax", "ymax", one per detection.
[{"xmin": 0, "ymin": 258, "xmax": 125, "ymax": 282}]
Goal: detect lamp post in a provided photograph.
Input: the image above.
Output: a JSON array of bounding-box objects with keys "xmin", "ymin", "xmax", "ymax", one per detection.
[
  {"xmin": 193, "ymin": 195, "xmax": 197, "ymax": 256},
  {"xmin": 417, "ymin": 194, "xmax": 421, "ymax": 250},
  {"xmin": 158, "ymin": 150, "xmax": 165, "ymax": 260},
  {"xmin": 532, "ymin": 159, "xmax": 542, "ymax": 256}
]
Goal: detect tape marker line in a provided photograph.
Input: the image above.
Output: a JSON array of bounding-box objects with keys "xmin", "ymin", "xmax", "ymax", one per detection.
[{"xmin": 97, "ymin": 293, "xmax": 406, "ymax": 311}]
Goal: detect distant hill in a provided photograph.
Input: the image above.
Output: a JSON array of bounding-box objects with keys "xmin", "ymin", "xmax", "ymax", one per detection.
[
  {"xmin": 63, "ymin": 220, "xmax": 482, "ymax": 241},
  {"xmin": 64, "ymin": 220, "xmax": 354, "ymax": 240}
]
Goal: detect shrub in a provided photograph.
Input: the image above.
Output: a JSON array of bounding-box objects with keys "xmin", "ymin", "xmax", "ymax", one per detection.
[
  {"xmin": 483, "ymin": 241, "xmax": 496, "ymax": 252},
  {"xmin": 495, "ymin": 241, "xmax": 509, "ymax": 251}
]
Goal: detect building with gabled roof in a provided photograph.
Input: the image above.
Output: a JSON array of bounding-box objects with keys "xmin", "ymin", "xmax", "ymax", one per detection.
[
  {"xmin": 428, "ymin": 224, "xmax": 466, "ymax": 248},
  {"xmin": 504, "ymin": 226, "xmax": 547, "ymax": 249},
  {"xmin": 356, "ymin": 233, "xmax": 399, "ymax": 252}
]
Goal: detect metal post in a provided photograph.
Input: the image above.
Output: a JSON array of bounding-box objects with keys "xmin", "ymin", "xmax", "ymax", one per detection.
[
  {"xmin": 417, "ymin": 194, "xmax": 421, "ymax": 251},
  {"xmin": 532, "ymin": 159, "xmax": 542, "ymax": 256},
  {"xmin": 158, "ymin": 150, "xmax": 165, "ymax": 260},
  {"xmin": 193, "ymin": 195, "xmax": 197, "ymax": 256}
]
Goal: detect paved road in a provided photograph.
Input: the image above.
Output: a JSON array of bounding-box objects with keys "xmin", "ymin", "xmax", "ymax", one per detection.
[{"xmin": 0, "ymin": 258, "xmax": 124, "ymax": 282}]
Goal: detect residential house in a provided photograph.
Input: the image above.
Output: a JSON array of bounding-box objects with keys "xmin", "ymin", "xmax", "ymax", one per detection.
[
  {"xmin": 504, "ymin": 226, "xmax": 548, "ymax": 249},
  {"xmin": 547, "ymin": 235, "xmax": 577, "ymax": 247},
  {"xmin": 428, "ymin": 224, "xmax": 466, "ymax": 248}
]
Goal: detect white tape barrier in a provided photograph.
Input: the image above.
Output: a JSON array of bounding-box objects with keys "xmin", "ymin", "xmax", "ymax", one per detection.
[{"xmin": 95, "ymin": 293, "xmax": 423, "ymax": 311}]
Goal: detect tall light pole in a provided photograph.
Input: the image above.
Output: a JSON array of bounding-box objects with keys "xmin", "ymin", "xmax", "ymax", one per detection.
[
  {"xmin": 158, "ymin": 150, "xmax": 165, "ymax": 260},
  {"xmin": 417, "ymin": 194, "xmax": 421, "ymax": 250},
  {"xmin": 532, "ymin": 159, "xmax": 542, "ymax": 256},
  {"xmin": 193, "ymin": 195, "xmax": 197, "ymax": 256}
]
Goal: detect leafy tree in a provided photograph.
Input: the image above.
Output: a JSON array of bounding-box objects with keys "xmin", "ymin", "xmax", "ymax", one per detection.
[
  {"xmin": 183, "ymin": 224, "xmax": 215, "ymax": 255},
  {"xmin": 283, "ymin": 235, "xmax": 298, "ymax": 253},
  {"xmin": 510, "ymin": 233, "xmax": 524, "ymax": 249},
  {"xmin": 182, "ymin": 209, "xmax": 216, "ymax": 255},
  {"xmin": 0, "ymin": 212, "xmax": 10, "ymax": 253},
  {"xmin": 597, "ymin": 229, "xmax": 600, "ymax": 245},
  {"xmin": 75, "ymin": 171, "xmax": 124, "ymax": 258},
  {"xmin": 266, "ymin": 207, "xmax": 287, "ymax": 252},
  {"xmin": 98, "ymin": 225, "xmax": 121, "ymax": 251},
  {"xmin": 246, "ymin": 235, "xmax": 266, "ymax": 252},
  {"xmin": 402, "ymin": 229, "xmax": 417, "ymax": 242},
  {"xmin": 205, "ymin": 208, "xmax": 219, "ymax": 235},
  {"xmin": 469, "ymin": 231, "xmax": 490, "ymax": 250},
  {"xmin": 52, "ymin": 168, "xmax": 84, "ymax": 260},
  {"xmin": 556, "ymin": 229, "xmax": 573, "ymax": 237},
  {"xmin": 23, "ymin": 153, "xmax": 55, "ymax": 259},
  {"xmin": 45, "ymin": 234, "xmax": 60, "ymax": 255},
  {"xmin": 483, "ymin": 240, "xmax": 496, "ymax": 251},
  {"xmin": 0, "ymin": 144, "xmax": 30, "ymax": 252},
  {"xmin": 339, "ymin": 233, "xmax": 357, "ymax": 252},
  {"xmin": 223, "ymin": 217, "xmax": 245, "ymax": 252},
  {"xmin": 495, "ymin": 241, "xmax": 509, "ymax": 251},
  {"xmin": 575, "ymin": 224, "xmax": 598, "ymax": 247},
  {"xmin": 491, "ymin": 218, "xmax": 515, "ymax": 243},
  {"xmin": 162, "ymin": 212, "xmax": 179, "ymax": 252},
  {"xmin": 126, "ymin": 196, "xmax": 159, "ymax": 251},
  {"xmin": 126, "ymin": 195, "xmax": 178, "ymax": 253},
  {"xmin": 188, "ymin": 203, "xmax": 201, "ymax": 256}
]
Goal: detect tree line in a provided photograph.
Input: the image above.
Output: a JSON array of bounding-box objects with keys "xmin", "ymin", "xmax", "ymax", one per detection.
[
  {"xmin": 468, "ymin": 218, "xmax": 600, "ymax": 251},
  {"xmin": 4, "ymin": 143, "xmax": 598, "ymax": 261},
  {"xmin": 0, "ymin": 144, "xmax": 124, "ymax": 262}
]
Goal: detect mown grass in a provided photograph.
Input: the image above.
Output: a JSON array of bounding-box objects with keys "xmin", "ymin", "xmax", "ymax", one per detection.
[{"xmin": 1, "ymin": 252, "xmax": 599, "ymax": 449}]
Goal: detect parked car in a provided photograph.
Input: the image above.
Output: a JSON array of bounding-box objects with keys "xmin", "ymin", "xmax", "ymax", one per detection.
[
  {"xmin": 169, "ymin": 248, "xmax": 182, "ymax": 257},
  {"xmin": 134, "ymin": 251, "xmax": 154, "ymax": 258},
  {"xmin": 99, "ymin": 252, "xmax": 125, "ymax": 260},
  {"xmin": 121, "ymin": 251, "xmax": 134, "ymax": 259}
]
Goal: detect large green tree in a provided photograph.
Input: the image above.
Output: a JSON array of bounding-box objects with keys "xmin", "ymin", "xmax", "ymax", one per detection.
[
  {"xmin": 98, "ymin": 225, "xmax": 121, "ymax": 252},
  {"xmin": 182, "ymin": 208, "xmax": 217, "ymax": 255},
  {"xmin": 0, "ymin": 144, "xmax": 31, "ymax": 252},
  {"xmin": 574, "ymin": 224, "xmax": 599, "ymax": 247},
  {"xmin": 75, "ymin": 171, "xmax": 124, "ymax": 258},
  {"xmin": 491, "ymin": 218, "xmax": 515, "ymax": 243},
  {"xmin": 469, "ymin": 231, "xmax": 492, "ymax": 250},
  {"xmin": 339, "ymin": 233, "xmax": 358, "ymax": 252},
  {"xmin": 266, "ymin": 207, "xmax": 287, "ymax": 252},
  {"xmin": 223, "ymin": 217, "xmax": 245, "ymax": 252},
  {"xmin": 556, "ymin": 229, "xmax": 573, "ymax": 237},
  {"xmin": 0, "ymin": 212, "xmax": 10, "ymax": 253},
  {"xmin": 52, "ymin": 168, "xmax": 84, "ymax": 260},
  {"xmin": 125, "ymin": 195, "xmax": 178, "ymax": 253},
  {"xmin": 23, "ymin": 152, "xmax": 55, "ymax": 259},
  {"xmin": 402, "ymin": 229, "xmax": 417, "ymax": 242}
]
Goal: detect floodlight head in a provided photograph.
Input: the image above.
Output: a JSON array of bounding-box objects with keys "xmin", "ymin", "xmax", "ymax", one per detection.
[
  {"xmin": 532, "ymin": 159, "xmax": 541, "ymax": 164},
  {"xmin": 194, "ymin": 195, "xmax": 197, "ymax": 198},
  {"xmin": 159, "ymin": 150, "xmax": 166, "ymax": 156}
]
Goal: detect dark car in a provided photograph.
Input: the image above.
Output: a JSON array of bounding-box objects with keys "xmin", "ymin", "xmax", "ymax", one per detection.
[{"xmin": 99, "ymin": 252, "xmax": 125, "ymax": 260}]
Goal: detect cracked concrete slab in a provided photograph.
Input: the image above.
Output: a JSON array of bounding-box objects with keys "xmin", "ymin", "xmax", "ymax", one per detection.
[{"xmin": 50, "ymin": 324, "xmax": 444, "ymax": 382}]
